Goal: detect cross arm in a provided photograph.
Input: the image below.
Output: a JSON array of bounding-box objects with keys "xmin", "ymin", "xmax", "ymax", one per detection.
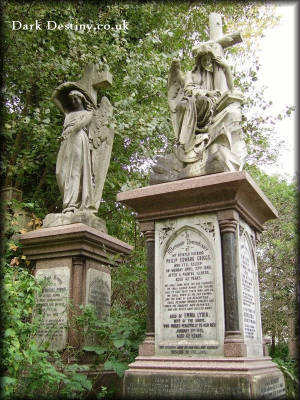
[{"xmin": 217, "ymin": 32, "xmax": 243, "ymax": 49}]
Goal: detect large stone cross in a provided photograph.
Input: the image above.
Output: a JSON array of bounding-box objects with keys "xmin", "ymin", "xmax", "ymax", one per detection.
[
  {"xmin": 52, "ymin": 63, "xmax": 113, "ymax": 113},
  {"xmin": 76, "ymin": 63, "xmax": 112, "ymax": 106},
  {"xmin": 208, "ymin": 13, "xmax": 242, "ymax": 56}
]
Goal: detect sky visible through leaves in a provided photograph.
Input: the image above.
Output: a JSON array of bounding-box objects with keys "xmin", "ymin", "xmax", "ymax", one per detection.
[{"xmin": 255, "ymin": 3, "xmax": 297, "ymax": 181}]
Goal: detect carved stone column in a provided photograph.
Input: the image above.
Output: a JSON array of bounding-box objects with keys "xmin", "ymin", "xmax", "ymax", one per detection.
[
  {"xmin": 69, "ymin": 256, "xmax": 86, "ymax": 347},
  {"xmin": 71, "ymin": 256, "xmax": 86, "ymax": 306},
  {"xmin": 138, "ymin": 221, "xmax": 155, "ymax": 356},
  {"xmin": 218, "ymin": 210, "xmax": 247, "ymax": 357}
]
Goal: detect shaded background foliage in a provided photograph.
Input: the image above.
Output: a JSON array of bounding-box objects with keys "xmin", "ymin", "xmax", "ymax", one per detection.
[{"xmin": 2, "ymin": 0, "xmax": 283, "ymax": 223}]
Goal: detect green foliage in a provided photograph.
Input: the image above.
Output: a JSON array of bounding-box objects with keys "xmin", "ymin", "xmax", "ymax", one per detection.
[
  {"xmin": 1, "ymin": 254, "xmax": 95, "ymax": 399},
  {"xmin": 1, "ymin": 253, "xmax": 145, "ymax": 398},
  {"xmin": 269, "ymin": 343, "xmax": 289, "ymax": 360},
  {"xmin": 111, "ymin": 247, "xmax": 147, "ymax": 316},
  {"xmin": 270, "ymin": 344, "xmax": 299, "ymax": 400},
  {"xmin": 246, "ymin": 165, "xmax": 298, "ymax": 344},
  {"xmin": 80, "ymin": 306, "xmax": 145, "ymax": 377},
  {"xmin": 245, "ymin": 167, "xmax": 299, "ymax": 399},
  {"xmin": 2, "ymin": 263, "xmax": 43, "ymax": 377}
]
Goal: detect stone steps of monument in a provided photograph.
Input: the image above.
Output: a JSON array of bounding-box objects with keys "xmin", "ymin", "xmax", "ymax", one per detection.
[{"xmin": 128, "ymin": 356, "xmax": 279, "ymax": 373}]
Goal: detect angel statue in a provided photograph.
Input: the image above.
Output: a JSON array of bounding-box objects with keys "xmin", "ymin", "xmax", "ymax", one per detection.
[
  {"xmin": 43, "ymin": 64, "xmax": 114, "ymax": 231},
  {"xmin": 150, "ymin": 14, "xmax": 247, "ymax": 184}
]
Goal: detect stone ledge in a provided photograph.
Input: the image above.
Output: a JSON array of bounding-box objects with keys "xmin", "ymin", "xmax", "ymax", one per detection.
[
  {"xmin": 128, "ymin": 356, "xmax": 278, "ymax": 373},
  {"xmin": 124, "ymin": 363, "xmax": 285, "ymax": 399},
  {"xmin": 19, "ymin": 223, "xmax": 133, "ymax": 263},
  {"xmin": 117, "ymin": 171, "xmax": 278, "ymax": 232},
  {"xmin": 43, "ymin": 212, "xmax": 107, "ymax": 232}
]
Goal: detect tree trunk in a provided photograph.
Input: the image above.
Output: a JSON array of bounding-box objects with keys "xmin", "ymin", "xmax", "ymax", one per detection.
[{"xmin": 271, "ymin": 334, "xmax": 276, "ymax": 354}]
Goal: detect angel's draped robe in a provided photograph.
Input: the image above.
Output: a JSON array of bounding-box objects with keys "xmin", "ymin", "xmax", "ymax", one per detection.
[
  {"xmin": 56, "ymin": 110, "xmax": 96, "ymax": 213},
  {"xmin": 173, "ymin": 66, "xmax": 223, "ymax": 152}
]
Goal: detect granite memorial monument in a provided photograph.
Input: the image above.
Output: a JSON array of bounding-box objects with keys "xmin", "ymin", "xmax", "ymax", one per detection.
[{"xmin": 118, "ymin": 13, "xmax": 286, "ymax": 399}]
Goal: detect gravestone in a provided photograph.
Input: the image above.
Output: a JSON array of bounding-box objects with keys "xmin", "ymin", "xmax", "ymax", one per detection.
[
  {"xmin": 19, "ymin": 64, "xmax": 133, "ymax": 352},
  {"xmin": 0, "ymin": 187, "xmax": 34, "ymax": 235},
  {"xmin": 86, "ymin": 268, "xmax": 111, "ymax": 321},
  {"xmin": 155, "ymin": 216, "xmax": 224, "ymax": 357},
  {"xmin": 117, "ymin": 12, "xmax": 285, "ymax": 399},
  {"xmin": 118, "ymin": 172, "xmax": 286, "ymax": 399},
  {"xmin": 20, "ymin": 223, "xmax": 132, "ymax": 350},
  {"xmin": 35, "ymin": 266, "xmax": 70, "ymax": 350}
]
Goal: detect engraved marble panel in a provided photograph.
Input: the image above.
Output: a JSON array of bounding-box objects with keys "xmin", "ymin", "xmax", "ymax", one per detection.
[
  {"xmin": 86, "ymin": 268, "xmax": 111, "ymax": 319},
  {"xmin": 237, "ymin": 219, "xmax": 263, "ymax": 356},
  {"xmin": 35, "ymin": 267, "xmax": 70, "ymax": 350},
  {"xmin": 125, "ymin": 371, "xmax": 285, "ymax": 399},
  {"xmin": 155, "ymin": 214, "xmax": 224, "ymax": 356},
  {"xmin": 252, "ymin": 373, "xmax": 286, "ymax": 399}
]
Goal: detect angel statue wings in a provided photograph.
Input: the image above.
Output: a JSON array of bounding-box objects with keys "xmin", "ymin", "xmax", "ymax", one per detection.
[
  {"xmin": 150, "ymin": 14, "xmax": 247, "ymax": 184},
  {"xmin": 43, "ymin": 64, "xmax": 114, "ymax": 230}
]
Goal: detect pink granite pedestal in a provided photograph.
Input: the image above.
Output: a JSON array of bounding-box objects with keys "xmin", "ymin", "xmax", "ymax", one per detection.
[
  {"xmin": 20, "ymin": 223, "xmax": 132, "ymax": 351},
  {"xmin": 117, "ymin": 172, "xmax": 285, "ymax": 399}
]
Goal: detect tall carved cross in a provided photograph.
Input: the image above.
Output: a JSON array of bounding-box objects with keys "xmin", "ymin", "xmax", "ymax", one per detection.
[
  {"xmin": 207, "ymin": 13, "xmax": 242, "ymax": 56},
  {"xmin": 77, "ymin": 64, "xmax": 112, "ymax": 107},
  {"xmin": 52, "ymin": 63, "xmax": 113, "ymax": 114}
]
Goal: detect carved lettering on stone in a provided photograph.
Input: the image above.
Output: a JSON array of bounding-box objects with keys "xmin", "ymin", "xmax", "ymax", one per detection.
[
  {"xmin": 155, "ymin": 214, "xmax": 224, "ymax": 356},
  {"xmin": 237, "ymin": 220, "xmax": 263, "ymax": 356},
  {"xmin": 35, "ymin": 267, "xmax": 70, "ymax": 351},
  {"xmin": 240, "ymin": 237, "xmax": 257, "ymax": 340},
  {"xmin": 86, "ymin": 268, "xmax": 111, "ymax": 319},
  {"xmin": 84, "ymin": 268, "xmax": 111, "ymax": 346},
  {"xmin": 252, "ymin": 374, "xmax": 286, "ymax": 399}
]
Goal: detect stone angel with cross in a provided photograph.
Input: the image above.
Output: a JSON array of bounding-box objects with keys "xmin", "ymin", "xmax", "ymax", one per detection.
[
  {"xmin": 51, "ymin": 64, "xmax": 114, "ymax": 217},
  {"xmin": 150, "ymin": 13, "xmax": 248, "ymax": 184}
]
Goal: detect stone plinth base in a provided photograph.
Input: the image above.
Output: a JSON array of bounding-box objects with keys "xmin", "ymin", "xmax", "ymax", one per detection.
[
  {"xmin": 124, "ymin": 356, "xmax": 285, "ymax": 399},
  {"xmin": 43, "ymin": 211, "xmax": 107, "ymax": 232},
  {"xmin": 118, "ymin": 172, "xmax": 285, "ymax": 398},
  {"xmin": 117, "ymin": 171, "xmax": 278, "ymax": 232},
  {"xmin": 138, "ymin": 333, "xmax": 155, "ymax": 356},
  {"xmin": 0, "ymin": 186, "xmax": 23, "ymax": 201},
  {"xmin": 20, "ymin": 223, "xmax": 132, "ymax": 350},
  {"xmin": 81, "ymin": 367, "xmax": 123, "ymax": 399}
]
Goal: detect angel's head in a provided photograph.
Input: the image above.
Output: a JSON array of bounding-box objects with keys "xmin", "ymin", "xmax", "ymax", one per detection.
[
  {"xmin": 68, "ymin": 90, "xmax": 87, "ymax": 111},
  {"xmin": 192, "ymin": 43, "xmax": 216, "ymax": 72},
  {"xmin": 68, "ymin": 90, "xmax": 85, "ymax": 110}
]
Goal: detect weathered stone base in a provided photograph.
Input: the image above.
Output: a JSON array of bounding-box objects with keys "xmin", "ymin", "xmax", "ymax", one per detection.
[
  {"xmin": 84, "ymin": 368, "xmax": 123, "ymax": 399},
  {"xmin": 43, "ymin": 211, "xmax": 107, "ymax": 232},
  {"xmin": 19, "ymin": 223, "xmax": 132, "ymax": 350},
  {"xmin": 138, "ymin": 333, "xmax": 155, "ymax": 356},
  {"xmin": 123, "ymin": 356, "xmax": 285, "ymax": 399}
]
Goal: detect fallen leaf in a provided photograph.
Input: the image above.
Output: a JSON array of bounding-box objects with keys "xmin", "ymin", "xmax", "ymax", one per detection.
[
  {"xmin": 10, "ymin": 257, "xmax": 19, "ymax": 266},
  {"xmin": 9, "ymin": 243, "xmax": 18, "ymax": 251}
]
